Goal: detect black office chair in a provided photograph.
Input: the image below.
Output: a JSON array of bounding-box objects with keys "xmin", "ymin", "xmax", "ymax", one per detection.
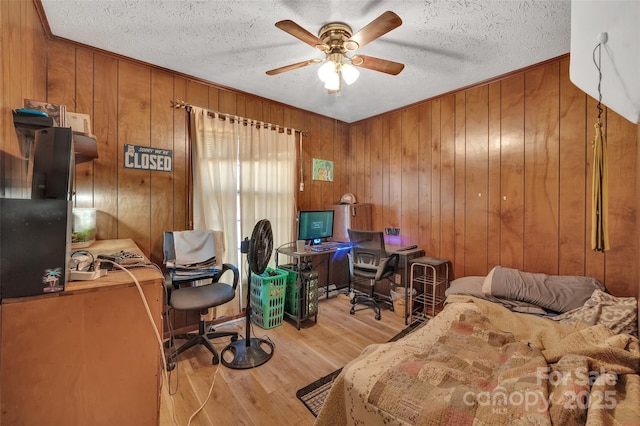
[
  {"xmin": 163, "ymin": 230, "xmax": 239, "ymax": 370},
  {"xmin": 347, "ymin": 229, "xmax": 399, "ymax": 320}
]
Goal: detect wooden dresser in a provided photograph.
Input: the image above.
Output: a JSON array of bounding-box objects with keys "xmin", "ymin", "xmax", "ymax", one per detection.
[{"xmin": 0, "ymin": 239, "xmax": 163, "ymax": 425}]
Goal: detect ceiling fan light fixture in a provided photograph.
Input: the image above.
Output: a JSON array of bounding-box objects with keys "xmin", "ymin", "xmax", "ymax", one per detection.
[
  {"xmin": 324, "ymin": 71, "xmax": 340, "ymax": 91},
  {"xmin": 317, "ymin": 60, "xmax": 336, "ymax": 82},
  {"xmin": 341, "ymin": 62, "xmax": 359, "ymax": 85}
]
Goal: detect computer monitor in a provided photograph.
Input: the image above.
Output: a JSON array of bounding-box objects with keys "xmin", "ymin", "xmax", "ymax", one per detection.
[{"xmin": 297, "ymin": 210, "xmax": 334, "ymax": 245}]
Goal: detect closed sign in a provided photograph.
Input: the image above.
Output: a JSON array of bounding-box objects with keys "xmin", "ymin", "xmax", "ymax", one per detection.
[{"xmin": 124, "ymin": 144, "xmax": 173, "ymax": 172}]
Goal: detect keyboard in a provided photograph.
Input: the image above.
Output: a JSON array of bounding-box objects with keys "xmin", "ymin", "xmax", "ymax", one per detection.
[
  {"xmin": 321, "ymin": 241, "xmax": 340, "ymax": 248},
  {"xmin": 310, "ymin": 242, "xmax": 349, "ymax": 252}
]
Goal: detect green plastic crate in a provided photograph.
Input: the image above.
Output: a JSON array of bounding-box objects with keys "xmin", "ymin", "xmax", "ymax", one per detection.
[{"xmin": 250, "ymin": 267, "xmax": 287, "ymax": 329}]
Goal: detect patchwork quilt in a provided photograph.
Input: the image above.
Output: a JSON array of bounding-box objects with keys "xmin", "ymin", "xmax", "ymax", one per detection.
[{"xmin": 315, "ymin": 298, "xmax": 640, "ymax": 426}]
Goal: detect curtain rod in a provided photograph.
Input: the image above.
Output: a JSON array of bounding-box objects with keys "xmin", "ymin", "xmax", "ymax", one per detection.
[{"xmin": 171, "ymin": 99, "xmax": 308, "ymax": 136}]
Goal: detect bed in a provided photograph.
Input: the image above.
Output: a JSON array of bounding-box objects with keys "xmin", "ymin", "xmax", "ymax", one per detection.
[{"xmin": 315, "ymin": 266, "xmax": 640, "ymax": 425}]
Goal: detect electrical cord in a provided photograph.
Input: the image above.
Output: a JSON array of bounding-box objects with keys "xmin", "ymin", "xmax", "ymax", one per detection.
[
  {"xmin": 250, "ymin": 320, "xmax": 276, "ymax": 350},
  {"xmin": 153, "ymin": 263, "xmax": 186, "ymax": 426},
  {"xmin": 70, "ymin": 250, "xmax": 96, "ymax": 271},
  {"xmin": 149, "ymin": 264, "xmax": 181, "ymax": 425},
  {"xmin": 164, "ymin": 266, "xmax": 239, "ymax": 425},
  {"xmin": 99, "ymin": 260, "xmax": 179, "ymax": 426},
  {"xmin": 137, "ymin": 256, "xmax": 274, "ymax": 424},
  {"xmin": 101, "ymin": 260, "xmax": 246, "ymax": 425},
  {"xmin": 160, "ymin": 269, "xmax": 181, "ymax": 398},
  {"xmin": 187, "ymin": 361, "xmax": 222, "ymax": 426}
]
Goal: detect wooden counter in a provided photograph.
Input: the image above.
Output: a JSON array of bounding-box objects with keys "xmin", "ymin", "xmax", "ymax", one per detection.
[
  {"xmin": 65, "ymin": 238, "xmax": 161, "ymax": 292},
  {"xmin": 0, "ymin": 239, "xmax": 163, "ymax": 426}
]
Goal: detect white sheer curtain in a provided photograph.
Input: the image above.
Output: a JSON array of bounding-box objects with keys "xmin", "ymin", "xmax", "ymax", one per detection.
[
  {"xmin": 239, "ymin": 124, "xmax": 297, "ymax": 265},
  {"xmin": 191, "ymin": 107, "xmax": 239, "ymax": 315},
  {"xmin": 190, "ymin": 107, "xmax": 297, "ymax": 315},
  {"xmin": 191, "ymin": 107, "xmax": 239, "ymax": 262}
]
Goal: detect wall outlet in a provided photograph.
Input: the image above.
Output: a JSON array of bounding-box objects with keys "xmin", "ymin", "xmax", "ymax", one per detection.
[{"xmin": 385, "ymin": 227, "xmax": 400, "ymax": 236}]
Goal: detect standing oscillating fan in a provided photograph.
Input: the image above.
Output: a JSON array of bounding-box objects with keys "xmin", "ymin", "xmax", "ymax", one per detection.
[{"xmin": 221, "ymin": 219, "xmax": 275, "ymax": 369}]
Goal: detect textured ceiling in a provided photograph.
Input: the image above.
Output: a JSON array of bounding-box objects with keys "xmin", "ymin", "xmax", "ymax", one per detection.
[{"xmin": 40, "ymin": 0, "xmax": 571, "ymax": 123}]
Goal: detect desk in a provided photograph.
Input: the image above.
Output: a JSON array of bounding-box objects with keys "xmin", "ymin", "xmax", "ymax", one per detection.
[
  {"xmin": 276, "ymin": 243, "xmax": 424, "ymax": 325},
  {"xmin": 276, "ymin": 243, "xmax": 350, "ymax": 329},
  {"xmin": 0, "ymin": 239, "xmax": 163, "ymax": 425},
  {"xmin": 276, "ymin": 243, "xmax": 351, "ymax": 295}
]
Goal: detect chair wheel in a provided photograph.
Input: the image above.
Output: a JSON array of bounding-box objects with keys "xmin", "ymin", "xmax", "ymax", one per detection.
[
  {"xmin": 350, "ymin": 306, "xmax": 356, "ymax": 315},
  {"xmin": 212, "ymin": 354, "xmax": 220, "ymax": 365},
  {"xmin": 166, "ymin": 360, "xmax": 176, "ymax": 371},
  {"xmin": 230, "ymin": 335, "xmax": 238, "ymax": 342},
  {"xmin": 375, "ymin": 313, "xmax": 381, "ymax": 321}
]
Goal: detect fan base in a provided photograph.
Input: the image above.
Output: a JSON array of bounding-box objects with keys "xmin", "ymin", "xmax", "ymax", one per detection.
[{"xmin": 220, "ymin": 337, "xmax": 274, "ymax": 369}]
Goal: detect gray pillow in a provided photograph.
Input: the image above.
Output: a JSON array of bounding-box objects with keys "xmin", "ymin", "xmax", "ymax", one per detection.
[
  {"xmin": 484, "ymin": 266, "xmax": 605, "ymax": 313},
  {"xmin": 446, "ymin": 275, "xmax": 548, "ymax": 315},
  {"xmin": 446, "ymin": 276, "xmax": 486, "ymax": 299}
]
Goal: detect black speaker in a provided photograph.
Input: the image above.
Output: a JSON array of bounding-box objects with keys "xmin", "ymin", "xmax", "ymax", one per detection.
[{"xmin": 31, "ymin": 127, "xmax": 74, "ymax": 200}]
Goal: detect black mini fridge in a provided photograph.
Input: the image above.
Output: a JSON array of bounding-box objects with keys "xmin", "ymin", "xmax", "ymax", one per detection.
[
  {"xmin": 0, "ymin": 199, "xmax": 72, "ymax": 299},
  {"xmin": 0, "ymin": 127, "xmax": 74, "ymax": 300}
]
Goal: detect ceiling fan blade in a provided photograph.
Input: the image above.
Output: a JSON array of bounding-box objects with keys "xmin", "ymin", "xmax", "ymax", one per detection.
[
  {"xmin": 346, "ymin": 11, "xmax": 402, "ymax": 51},
  {"xmin": 351, "ymin": 55, "xmax": 404, "ymax": 75},
  {"xmin": 266, "ymin": 58, "xmax": 322, "ymax": 76},
  {"xmin": 275, "ymin": 20, "xmax": 329, "ymax": 51}
]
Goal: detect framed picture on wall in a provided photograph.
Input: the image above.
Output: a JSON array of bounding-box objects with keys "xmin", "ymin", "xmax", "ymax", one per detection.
[{"xmin": 312, "ymin": 158, "xmax": 333, "ymax": 182}]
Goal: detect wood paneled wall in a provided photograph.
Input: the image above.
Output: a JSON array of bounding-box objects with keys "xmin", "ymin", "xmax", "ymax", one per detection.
[
  {"xmin": 347, "ymin": 58, "xmax": 639, "ymax": 297},
  {"xmin": 2, "ymin": 1, "xmax": 639, "ymax": 300},
  {"xmin": 1, "ymin": 1, "xmax": 349, "ymax": 268}
]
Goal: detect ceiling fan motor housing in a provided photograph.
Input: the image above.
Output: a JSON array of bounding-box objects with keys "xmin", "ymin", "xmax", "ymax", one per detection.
[{"xmin": 318, "ymin": 23, "xmax": 357, "ymax": 53}]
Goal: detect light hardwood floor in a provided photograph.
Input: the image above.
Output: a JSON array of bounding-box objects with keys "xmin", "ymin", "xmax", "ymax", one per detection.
[{"xmin": 160, "ymin": 294, "xmax": 406, "ymax": 425}]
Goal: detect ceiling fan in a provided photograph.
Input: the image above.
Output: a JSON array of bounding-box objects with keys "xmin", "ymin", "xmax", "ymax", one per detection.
[{"xmin": 266, "ymin": 11, "xmax": 404, "ymax": 93}]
